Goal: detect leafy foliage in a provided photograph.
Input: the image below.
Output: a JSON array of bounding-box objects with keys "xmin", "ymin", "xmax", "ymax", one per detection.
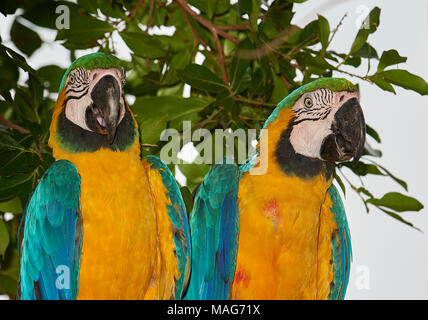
[{"xmin": 0, "ymin": 0, "xmax": 426, "ymax": 297}]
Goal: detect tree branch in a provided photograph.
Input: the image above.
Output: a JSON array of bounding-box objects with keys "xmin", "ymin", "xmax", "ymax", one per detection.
[
  {"xmin": 177, "ymin": 3, "xmax": 207, "ymax": 48},
  {"xmin": 175, "ymin": 0, "xmax": 230, "ymax": 84},
  {"xmin": 212, "ymin": 29, "xmax": 228, "ymax": 84},
  {"xmin": 174, "ymin": 0, "xmax": 241, "ymax": 44},
  {"xmin": 0, "ymin": 115, "xmax": 30, "ymax": 134},
  {"xmin": 129, "ymin": 0, "xmax": 146, "ymax": 18},
  {"xmin": 217, "ymin": 23, "xmax": 250, "ymax": 31},
  {"xmin": 145, "ymin": 0, "xmax": 155, "ymax": 34}
]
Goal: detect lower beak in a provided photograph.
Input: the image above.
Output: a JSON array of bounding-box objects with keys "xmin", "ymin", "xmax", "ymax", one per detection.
[
  {"xmin": 320, "ymin": 97, "xmax": 366, "ymax": 165},
  {"xmin": 91, "ymin": 75, "xmax": 121, "ymax": 144}
]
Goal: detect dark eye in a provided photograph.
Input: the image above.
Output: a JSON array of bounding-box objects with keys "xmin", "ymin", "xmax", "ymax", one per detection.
[
  {"xmin": 304, "ymin": 97, "xmax": 313, "ymax": 108},
  {"xmin": 69, "ymin": 74, "xmax": 75, "ymax": 84}
]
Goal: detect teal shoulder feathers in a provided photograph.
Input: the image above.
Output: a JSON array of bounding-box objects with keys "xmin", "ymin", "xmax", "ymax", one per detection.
[
  {"xmin": 184, "ymin": 159, "xmax": 240, "ymax": 300},
  {"xmin": 18, "ymin": 160, "xmax": 82, "ymax": 300}
]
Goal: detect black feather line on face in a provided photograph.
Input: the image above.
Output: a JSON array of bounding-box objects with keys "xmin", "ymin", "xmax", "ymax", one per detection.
[
  {"xmin": 58, "ymin": 96, "xmax": 137, "ymax": 153},
  {"xmin": 274, "ymin": 118, "xmax": 334, "ymax": 181}
]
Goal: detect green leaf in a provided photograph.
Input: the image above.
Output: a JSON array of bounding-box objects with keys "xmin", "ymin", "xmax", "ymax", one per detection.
[
  {"xmin": 120, "ymin": 31, "xmax": 166, "ymax": 59},
  {"xmin": 378, "ymin": 208, "xmax": 419, "ymax": 230},
  {"xmin": 0, "ymin": 56, "xmax": 19, "ymax": 91},
  {"xmin": 177, "ymin": 64, "xmax": 227, "ymax": 93},
  {"xmin": 0, "ymin": 219, "xmax": 9, "ymax": 257},
  {"xmin": 318, "ymin": 15, "xmax": 330, "ymax": 50},
  {"xmin": 353, "ymin": 43, "xmax": 378, "ymax": 59},
  {"xmin": 334, "ymin": 172, "xmax": 346, "ymax": 197},
  {"xmin": 371, "ymin": 77, "xmax": 396, "ymax": 94},
  {"xmin": 376, "ymin": 69, "xmax": 428, "ymax": 95},
  {"xmin": 0, "ymin": 44, "xmax": 39, "ymax": 79},
  {"xmin": 178, "ymin": 162, "xmax": 210, "ymax": 191},
  {"xmin": 139, "ymin": 118, "xmax": 167, "ymax": 145},
  {"xmin": 378, "ymin": 49, "xmax": 407, "ymax": 71},
  {"xmin": 298, "ymin": 20, "xmax": 319, "ymax": 45},
  {"xmin": 22, "ymin": 0, "xmax": 63, "ymax": 29},
  {"xmin": 342, "ymin": 161, "xmax": 383, "ymax": 176},
  {"xmin": 270, "ymin": 74, "xmax": 289, "ymax": 103},
  {"xmin": 363, "ymin": 142, "xmax": 382, "ymax": 158},
  {"xmin": 0, "ymin": 197, "xmax": 22, "ymax": 214},
  {"xmin": 133, "ymin": 96, "xmax": 209, "ymax": 120},
  {"xmin": 180, "ymin": 186, "xmax": 194, "ymax": 214},
  {"xmin": 38, "ymin": 65, "xmax": 66, "ymax": 92},
  {"xmin": 366, "ymin": 124, "xmax": 381, "ymax": 143},
  {"xmin": 230, "ymin": 38, "xmax": 253, "ymax": 93},
  {"xmin": 55, "ymin": 3, "xmax": 114, "ymax": 49},
  {"xmin": 367, "ymin": 192, "xmax": 423, "ymax": 212},
  {"xmin": 0, "ymin": 173, "xmax": 34, "ymax": 201},
  {"xmin": 367, "ymin": 160, "xmax": 408, "ymax": 191},
  {"xmin": 10, "ymin": 18, "xmax": 42, "ymax": 57},
  {"xmin": 350, "ymin": 7, "xmax": 381, "ymax": 55}
]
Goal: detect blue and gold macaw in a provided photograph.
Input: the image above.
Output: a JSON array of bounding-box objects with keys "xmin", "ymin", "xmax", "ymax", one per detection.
[
  {"xmin": 185, "ymin": 78, "xmax": 365, "ymax": 300},
  {"xmin": 18, "ymin": 53, "xmax": 191, "ymax": 300}
]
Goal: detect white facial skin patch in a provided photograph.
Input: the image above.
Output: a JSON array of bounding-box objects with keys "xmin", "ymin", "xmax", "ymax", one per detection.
[
  {"xmin": 64, "ymin": 67, "xmax": 126, "ymax": 132},
  {"xmin": 289, "ymin": 89, "xmax": 359, "ymax": 160}
]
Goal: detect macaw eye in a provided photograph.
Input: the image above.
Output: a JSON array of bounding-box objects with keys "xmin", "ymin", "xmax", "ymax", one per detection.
[
  {"xmin": 69, "ymin": 75, "xmax": 75, "ymax": 84},
  {"xmin": 304, "ymin": 97, "xmax": 313, "ymax": 108}
]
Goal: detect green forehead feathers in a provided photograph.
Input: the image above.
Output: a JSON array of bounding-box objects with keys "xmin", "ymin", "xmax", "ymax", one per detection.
[
  {"xmin": 263, "ymin": 77, "xmax": 359, "ymax": 129},
  {"xmin": 59, "ymin": 52, "xmax": 123, "ymax": 92}
]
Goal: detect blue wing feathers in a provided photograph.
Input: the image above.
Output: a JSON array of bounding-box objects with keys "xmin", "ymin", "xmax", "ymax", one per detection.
[
  {"xmin": 18, "ymin": 160, "xmax": 82, "ymax": 300},
  {"xmin": 328, "ymin": 184, "xmax": 352, "ymax": 300},
  {"xmin": 184, "ymin": 160, "xmax": 240, "ymax": 300}
]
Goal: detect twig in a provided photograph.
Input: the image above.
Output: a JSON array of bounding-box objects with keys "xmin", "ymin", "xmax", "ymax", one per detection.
[
  {"xmin": 217, "ymin": 23, "xmax": 250, "ymax": 31},
  {"xmin": 174, "ymin": 0, "xmax": 230, "ymax": 84},
  {"xmin": 212, "ymin": 29, "xmax": 228, "ymax": 84},
  {"xmin": 280, "ymin": 75, "xmax": 292, "ymax": 90},
  {"xmin": 174, "ymin": 0, "xmax": 240, "ymax": 44},
  {"xmin": 0, "ymin": 115, "xmax": 30, "ymax": 134},
  {"xmin": 176, "ymin": 3, "xmax": 207, "ymax": 48},
  {"xmin": 234, "ymin": 96, "xmax": 276, "ymax": 107},
  {"xmin": 145, "ymin": 0, "xmax": 155, "ymax": 34},
  {"xmin": 327, "ymin": 12, "xmax": 348, "ymax": 48},
  {"xmin": 130, "ymin": 0, "xmax": 146, "ymax": 18},
  {"xmin": 334, "ymin": 67, "xmax": 369, "ymax": 81},
  {"xmin": 235, "ymin": 25, "xmax": 300, "ymax": 60},
  {"xmin": 238, "ymin": 115, "xmax": 254, "ymax": 128}
]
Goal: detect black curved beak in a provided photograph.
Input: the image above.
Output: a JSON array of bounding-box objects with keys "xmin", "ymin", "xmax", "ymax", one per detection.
[
  {"xmin": 90, "ymin": 75, "xmax": 121, "ymax": 144},
  {"xmin": 320, "ymin": 97, "xmax": 366, "ymax": 165}
]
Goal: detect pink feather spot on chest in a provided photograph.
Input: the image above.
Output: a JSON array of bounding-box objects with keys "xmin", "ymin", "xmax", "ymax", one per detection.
[
  {"xmin": 263, "ymin": 199, "xmax": 280, "ymax": 226},
  {"xmin": 234, "ymin": 269, "xmax": 250, "ymax": 288}
]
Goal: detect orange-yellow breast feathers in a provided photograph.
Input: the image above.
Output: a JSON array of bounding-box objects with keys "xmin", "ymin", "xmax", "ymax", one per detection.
[
  {"xmin": 232, "ymin": 107, "xmax": 338, "ymax": 299},
  {"xmin": 49, "ymin": 88, "xmax": 178, "ymax": 299}
]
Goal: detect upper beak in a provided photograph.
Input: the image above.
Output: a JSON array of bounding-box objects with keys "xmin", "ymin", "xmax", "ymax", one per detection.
[
  {"xmin": 91, "ymin": 75, "xmax": 121, "ymax": 144},
  {"xmin": 320, "ymin": 97, "xmax": 366, "ymax": 165}
]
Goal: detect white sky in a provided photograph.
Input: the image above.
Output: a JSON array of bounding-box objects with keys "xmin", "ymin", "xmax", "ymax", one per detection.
[{"xmin": 1, "ymin": 0, "xmax": 427, "ymax": 299}]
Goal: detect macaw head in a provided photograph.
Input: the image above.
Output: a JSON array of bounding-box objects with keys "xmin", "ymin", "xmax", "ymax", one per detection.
[
  {"xmin": 49, "ymin": 52, "xmax": 138, "ymax": 155},
  {"xmin": 266, "ymin": 78, "xmax": 366, "ymax": 178}
]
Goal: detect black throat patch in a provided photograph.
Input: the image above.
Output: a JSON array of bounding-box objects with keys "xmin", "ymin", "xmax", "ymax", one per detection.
[
  {"xmin": 57, "ymin": 103, "xmax": 137, "ymax": 153},
  {"xmin": 274, "ymin": 119, "xmax": 334, "ymax": 180}
]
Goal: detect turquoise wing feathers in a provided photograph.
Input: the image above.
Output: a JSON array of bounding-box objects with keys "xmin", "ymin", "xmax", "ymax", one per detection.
[
  {"xmin": 18, "ymin": 160, "xmax": 82, "ymax": 300},
  {"xmin": 145, "ymin": 155, "xmax": 191, "ymax": 300},
  {"xmin": 328, "ymin": 184, "xmax": 352, "ymax": 300},
  {"xmin": 184, "ymin": 161, "xmax": 240, "ymax": 300}
]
